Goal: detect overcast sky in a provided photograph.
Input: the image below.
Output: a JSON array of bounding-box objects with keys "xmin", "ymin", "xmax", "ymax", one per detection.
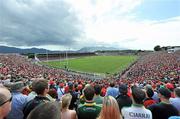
[{"xmin": 0, "ymin": 0, "xmax": 180, "ymax": 50}]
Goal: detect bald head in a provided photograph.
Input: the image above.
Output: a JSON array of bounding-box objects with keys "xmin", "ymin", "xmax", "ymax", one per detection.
[
  {"xmin": 0, "ymin": 86, "xmax": 11, "ymax": 105},
  {"xmin": 0, "ymin": 86, "xmax": 12, "ymax": 118}
]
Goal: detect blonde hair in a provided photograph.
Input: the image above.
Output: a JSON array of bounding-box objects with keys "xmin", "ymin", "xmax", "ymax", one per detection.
[
  {"xmin": 61, "ymin": 93, "xmax": 72, "ymax": 109},
  {"xmin": 97, "ymin": 96, "xmax": 122, "ymax": 119}
]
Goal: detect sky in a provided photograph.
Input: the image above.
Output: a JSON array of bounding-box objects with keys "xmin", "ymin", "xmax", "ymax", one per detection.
[{"xmin": 0, "ymin": 0, "xmax": 180, "ymax": 50}]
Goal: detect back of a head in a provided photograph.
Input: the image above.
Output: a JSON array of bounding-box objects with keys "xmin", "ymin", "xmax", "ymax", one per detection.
[
  {"xmin": 27, "ymin": 102, "xmax": 61, "ymax": 119},
  {"xmin": 98, "ymin": 96, "xmax": 121, "ymax": 119},
  {"xmin": 146, "ymin": 88, "xmax": 154, "ymax": 98},
  {"xmin": 62, "ymin": 93, "xmax": 72, "ymax": 109},
  {"xmin": 174, "ymin": 87, "xmax": 180, "ymax": 97},
  {"xmin": 34, "ymin": 79, "xmax": 48, "ymax": 95},
  {"xmin": 84, "ymin": 85, "xmax": 95, "ymax": 101},
  {"xmin": 94, "ymin": 84, "xmax": 101, "ymax": 95},
  {"xmin": 132, "ymin": 87, "xmax": 145, "ymax": 104},
  {"xmin": 119, "ymin": 84, "xmax": 128, "ymax": 95},
  {"xmin": 110, "ymin": 81, "xmax": 115, "ymax": 87},
  {"xmin": 158, "ymin": 87, "xmax": 171, "ymax": 99}
]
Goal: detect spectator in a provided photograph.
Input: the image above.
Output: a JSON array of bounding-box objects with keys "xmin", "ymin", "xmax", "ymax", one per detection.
[
  {"xmin": 97, "ymin": 96, "xmax": 122, "ymax": 119},
  {"xmin": 116, "ymin": 84, "xmax": 132, "ymax": 112},
  {"xmin": 77, "ymin": 85, "xmax": 101, "ymax": 119},
  {"xmin": 121, "ymin": 87, "xmax": 152, "ymax": 119},
  {"xmin": 27, "ymin": 102, "xmax": 61, "ymax": 119},
  {"xmin": 27, "ymin": 79, "xmax": 54, "ymax": 102},
  {"xmin": 148, "ymin": 87, "xmax": 179, "ymax": 119},
  {"xmin": 61, "ymin": 93, "xmax": 77, "ymax": 119},
  {"xmin": 6, "ymin": 81, "xmax": 27, "ymax": 119},
  {"xmin": 170, "ymin": 87, "xmax": 180, "ymax": 113},
  {"xmin": 68, "ymin": 82, "xmax": 78, "ymax": 110},
  {"xmin": 57, "ymin": 82, "xmax": 65, "ymax": 100},
  {"xmin": 143, "ymin": 88, "xmax": 156, "ymax": 108},
  {"xmin": 93, "ymin": 84, "xmax": 103, "ymax": 104},
  {"xmin": 0, "ymin": 86, "xmax": 12, "ymax": 119},
  {"xmin": 106, "ymin": 81, "xmax": 119, "ymax": 98},
  {"xmin": 23, "ymin": 79, "xmax": 51, "ymax": 119}
]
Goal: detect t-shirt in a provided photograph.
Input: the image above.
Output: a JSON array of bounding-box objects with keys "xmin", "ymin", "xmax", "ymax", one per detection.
[
  {"xmin": 148, "ymin": 102, "xmax": 179, "ymax": 119},
  {"xmin": 170, "ymin": 97, "xmax": 180, "ymax": 112},
  {"xmin": 121, "ymin": 104, "xmax": 152, "ymax": 119},
  {"xmin": 77, "ymin": 102, "xmax": 102, "ymax": 119}
]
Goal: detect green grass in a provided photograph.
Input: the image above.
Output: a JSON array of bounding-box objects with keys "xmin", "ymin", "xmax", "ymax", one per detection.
[{"xmin": 41, "ymin": 56, "xmax": 137, "ymax": 75}]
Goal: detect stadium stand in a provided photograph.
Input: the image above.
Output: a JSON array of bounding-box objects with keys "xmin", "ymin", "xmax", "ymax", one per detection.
[{"xmin": 0, "ymin": 51, "xmax": 180, "ymax": 119}]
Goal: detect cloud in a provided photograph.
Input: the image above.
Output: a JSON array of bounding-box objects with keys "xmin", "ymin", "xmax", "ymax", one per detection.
[
  {"xmin": 0, "ymin": 0, "xmax": 82, "ymax": 47},
  {"xmin": 0, "ymin": 0, "xmax": 179, "ymax": 50}
]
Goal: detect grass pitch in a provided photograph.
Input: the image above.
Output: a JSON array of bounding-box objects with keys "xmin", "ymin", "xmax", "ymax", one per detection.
[{"xmin": 42, "ymin": 56, "xmax": 137, "ymax": 75}]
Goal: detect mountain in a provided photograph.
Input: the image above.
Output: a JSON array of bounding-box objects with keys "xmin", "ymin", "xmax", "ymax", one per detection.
[
  {"xmin": 0, "ymin": 46, "xmax": 55, "ymax": 53},
  {"xmin": 78, "ymin": 46, "xmax": 125, "ymax": 52},
  {"xmin": 0, "ymin": 46, "xmax": 127, "ymax": 53}
]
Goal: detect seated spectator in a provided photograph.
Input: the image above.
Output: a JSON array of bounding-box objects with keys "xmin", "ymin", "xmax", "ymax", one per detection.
[
  {"xmin": 61, "ymin": 94, "xmax": 77, "ymax": 119},
  {"xmin": 116, "ymin": 84, "xmax": 132, "ymax": 112},
  {"xmin": 148, "ymin": 87, "xmax": 179, "ymax": 119},
  {"xmin": 97, "ymin": 96, "xmax": 122, "ymax": 119},
  {"xmin": 121, "ymin": 87, "xmax": 152, "ymax": 119},
  {"xmin": 77, "ymin": 85, "xmax": 101, "ymax": 119},
  {"xmin": 27, "ymin": 102, "xmax": 61, "ymax": 119},
  {"xmin": 93, "ymin": 84, "xmax": 103, "ymax": 104},
  {"xmin": 106, "ymin": 81, "xmax": 119, "ymax": 98},
  {"xmin": 170, "ymin": 87, "xmax": 180, "ymax": 113},
  {"xmin": 143, "ymin": 88, "xmax": 156, "ymax": 108},
  {"xmin": 23, "ymin": 79, "xmax": 51, "ymax": 119},
  {"xmin": 6, "ymin": 81, "xmax": 27, "ymax": 119},
  {"xmin": 0, "ymin": 86, "xmax": 12, "ymax": 119}
]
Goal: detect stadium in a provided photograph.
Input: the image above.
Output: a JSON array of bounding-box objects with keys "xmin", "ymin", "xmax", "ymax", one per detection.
[{"xmin": 0, "ymin": 0, "xmax": 180, "ymax": 119}]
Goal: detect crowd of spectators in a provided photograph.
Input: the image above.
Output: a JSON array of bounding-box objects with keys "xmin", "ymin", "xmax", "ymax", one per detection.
[{"xmin": 0, "ymin": 51, "xmax": 180, "ymax": 119}]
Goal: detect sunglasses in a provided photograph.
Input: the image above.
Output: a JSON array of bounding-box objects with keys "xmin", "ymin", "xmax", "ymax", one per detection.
[{"xmin": 0, "ymin": 96, "xmax": 12, "ymax": 106}]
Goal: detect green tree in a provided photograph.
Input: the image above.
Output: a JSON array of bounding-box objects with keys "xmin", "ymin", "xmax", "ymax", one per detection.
[{"xmin": 154, "ymin": 45, "xmax": 161, "ymax": 51}]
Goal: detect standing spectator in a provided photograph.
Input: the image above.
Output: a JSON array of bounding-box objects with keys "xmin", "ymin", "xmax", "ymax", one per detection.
[
  {"xmin": 68, "ymin": 82, "xmax": 78, "ymax": 110},
  {"xmin": 61, "ymin": 94, "xmax": 77, "ymax": 119},
  {"xmin": 7, "ymin": 81, "xmax": 27, "ymax": 119},
  {"xmin": 106, "ymin": 81, "xmax": 119, "ymax": 98},
  {"xmin": 170, "ymin": 87, "xmax": 180, "ymax": 113},
  {"xmin": 77, "ymin": 85, "xmax": 101, "ymax": 119},
  {"xmin": 116, "ymin": 84, "xmax": 132, "ymax": 112},
  {"xmin": 143, "ymin": 88, "xmax": 156, "ymax": 108},
  {"xmin": 0, "ymin": 86, "xmax": 12, "ymax": 119},
  {"xmin": 93, "ymin": 84, "xmax": 103, "ymax": 104},
  {"xmin": 122, "ymin": 87, "xmax": 152, "ymax": 119},
  {"xmin": 148, "ymin": 87, "xmax": 179, "ymax": 119},
  {"xmin": 23, "ymin": 79, "xmax": 50, "ymax": 119},
  {"xmin": 57, "ymin": 82, "xmax": 65, "ymax": 100},
  {"xmin": 97, "ymin": 96, "xmax": 122, "ymax": 119}
]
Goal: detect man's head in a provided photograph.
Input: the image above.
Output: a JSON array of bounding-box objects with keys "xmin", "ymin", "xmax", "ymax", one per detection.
[
  {"xmin": 158, "ymin": 87, "xmax": 171, "ymax": 100},
  {"xmin": 27, "ymin": 102, "xmax": 61, "ymax": 119},
  {"xmin": 0, "ymin": 86, "xmax": 12, "ymax": 118},
  {"xmin": 34, "ymin": 79, "xmax": 49, "ymax": 96},
  {"xmin": 146, "ymin": 88, "xmax": 154, "ymax": 98},
  {"xmin": 132, "ymin": 87, "xmax": 146, "ymax": 104},
  {"xmin": 119, "ymin": 84, "xmax": 128, "ymax": 95},
  {"xmin": 94, "ymin": 84, "xmax": 101, "ymax": 95},
  {"xmin": 174, "ymin": 87, "xmax": 180, "ymax": 98},
  {"xmin": 84, "ymin": 85, "xmax": 95, "ymax": 101},
  {"xmin": 110, "ymin": 81, "xmax": 115, "ymax": 87}
]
